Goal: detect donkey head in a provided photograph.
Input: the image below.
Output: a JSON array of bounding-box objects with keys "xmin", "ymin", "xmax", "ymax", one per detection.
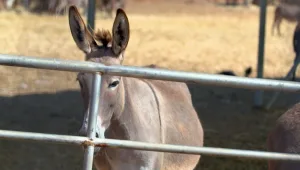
[{"xmin": 68, "ymin": 6, "xmax": 130, "ymax": 146}]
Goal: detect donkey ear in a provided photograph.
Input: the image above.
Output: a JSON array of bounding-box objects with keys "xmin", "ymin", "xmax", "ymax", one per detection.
[
  {"xmin": 112, "ymin": 9, "xmax": 130, "ymax": 57},
  {"xmin": 68, "ymin": 6, "xmax": 98, "ymax": 54}
]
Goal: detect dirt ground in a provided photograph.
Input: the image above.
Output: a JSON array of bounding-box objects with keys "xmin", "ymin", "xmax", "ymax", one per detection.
[{"xmin": 0, "ymin": 1, "xmax": 300, "ymax": 170}]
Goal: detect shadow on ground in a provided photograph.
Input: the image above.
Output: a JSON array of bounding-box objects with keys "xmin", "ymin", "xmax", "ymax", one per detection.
[
  {"xmin": 0, "ymin": 77, "xmax": 299, "ymax": 170},
  {"xmin": 189, "ymin": 76, "xmax": 300, "ymax": 170},
  {"xmin": 0, "ymin": 90, "xmax": 84, "ymax": 170}
]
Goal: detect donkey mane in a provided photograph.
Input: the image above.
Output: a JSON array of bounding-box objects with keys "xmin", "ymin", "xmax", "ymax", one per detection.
[{"xmin": 94, "ymin": 29, "xmax": 112, "ymax": 47}]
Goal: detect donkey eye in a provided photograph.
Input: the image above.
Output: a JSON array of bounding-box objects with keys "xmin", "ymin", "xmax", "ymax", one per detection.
[{"xmin": 108, "ymin": 80, "xmax": 119, "ymax": 88}]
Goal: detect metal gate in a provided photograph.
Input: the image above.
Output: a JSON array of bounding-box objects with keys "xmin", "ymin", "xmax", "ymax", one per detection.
[{"xmin": 0, "ymin": 54, "xmax": 300, "ymax": 170}]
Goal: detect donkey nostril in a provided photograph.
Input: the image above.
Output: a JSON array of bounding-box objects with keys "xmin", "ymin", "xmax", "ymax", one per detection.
[{"xmin": 95, "ymin": 133, "xmax": 99, "ymax": 138}]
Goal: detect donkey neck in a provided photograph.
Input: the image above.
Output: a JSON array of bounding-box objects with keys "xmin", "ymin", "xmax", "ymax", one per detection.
[{"xmin": 105, "ymin": 77, "xmax": 162, "ymax": 143}]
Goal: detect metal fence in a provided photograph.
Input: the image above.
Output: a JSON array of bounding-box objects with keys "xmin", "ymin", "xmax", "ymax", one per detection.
[{"xmin": 1, "ymin": 54, "xmax": 300, "ymax": 170}]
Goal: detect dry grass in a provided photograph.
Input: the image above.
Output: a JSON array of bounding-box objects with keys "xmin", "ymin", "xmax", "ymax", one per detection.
[
  {"xmin": 0, "ymin": 1, "xmax": 299, "ymax": 170},
  {"xmin": 0, "ymin": 3, "xmax": 298, "ymax": 95}
]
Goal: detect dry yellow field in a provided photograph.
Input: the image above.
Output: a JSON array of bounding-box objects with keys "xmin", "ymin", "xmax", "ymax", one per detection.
[
  {"xmin": 0, "ymin": 1, "xmax": 299, "ymax": 170},
  {"xmin": 0, "ymin": 2, "xmax": 298, "ymax": 95}
]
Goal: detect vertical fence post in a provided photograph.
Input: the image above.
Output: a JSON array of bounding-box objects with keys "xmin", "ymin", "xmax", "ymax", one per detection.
[
  {"xmin": 254, "ymin": 0, "xmax": 267, "ymax": 108},
  {"xmin": 87, "ymin": 0, "xmax": 96, "ymax": 33},
  {"xmin": 82, "ymin": 73, "xmax": 102, "ymax": 170},
  {"xmin": 86, "ymin": 0, "xmax": 96, "ymax": 61}
]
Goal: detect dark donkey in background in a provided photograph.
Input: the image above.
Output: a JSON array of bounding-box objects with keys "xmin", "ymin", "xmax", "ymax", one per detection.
[
  {"xmin": 265, "ymin": 23, "xmax": 300, "ymax": 109},
  {"xmin": 292, "ymin": 21, "xmax": 300, "ymax": 80},
  {"xmin": 267, "ymin": 23, "xmax": 300, "ymax": 170},
  {"xmin": 68, "ymin": 5, "xmax": 204, "ymax": 170}
]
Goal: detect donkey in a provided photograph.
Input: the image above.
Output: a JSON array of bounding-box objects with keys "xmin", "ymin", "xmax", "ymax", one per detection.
[
  {"xmin": 96, "ymin": 0, "xmax": 126, "ymax": 18},
  {"xmin": 52, "ymin": 0, "xmax": 87, "ymax": 15},
  {"xmin": 292, "ymin": 22, "xmax": 300, "ymax": 81},
  {"xmin": 267, "ymin": 101, "xmax": 300, "ymax": 170},
  {"xmin": 0, "ymin": 0, "xmax": 5, "ymax": 10},
  {"xmin": 272, "ymin": 3, "xmax": 300, "ymax": 36},
  {"xmin": 265, "ymin": 23, "xmax": 300, "ymax": 109},
  {"xmin": 68, "ymin": 5, "xmax": 204, "ymax": 170}
]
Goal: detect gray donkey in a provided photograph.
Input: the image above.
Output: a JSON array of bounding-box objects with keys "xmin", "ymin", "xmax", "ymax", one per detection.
[
  {"xmin": 49, "ymin": 0, "xmax": 87, "ymax": 15},
  {"xmin": 68, "ymin": 5, "xmax": 204, "ymax": 170},
  {"xmin": 272, "ymin": 3, "xmax": 300, "ymax": 36}
]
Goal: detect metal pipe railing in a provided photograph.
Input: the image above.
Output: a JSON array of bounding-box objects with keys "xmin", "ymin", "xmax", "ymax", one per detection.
[
  {"xmin": 0, "ymin": 129, "xmax": 300, "ymax": 162},
  {"xmin": 82, "ymin": 73, "xmax": 102, "ymax": 170},
  {"xmin": 2, "ymin": 53, "xmax": 300, "ymax": 169},
  {"xmin": 0, "ymin": 54, "xmax": 300, "ymax": 92}
]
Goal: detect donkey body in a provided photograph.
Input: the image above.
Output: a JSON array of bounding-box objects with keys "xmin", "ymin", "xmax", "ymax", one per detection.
[
  {"xmin": 98, "ymin": 0, "xmax": 125, "ymax": 18},
  {"xmin": 0, "ymin": 0, "xmax": 6, "ymax": 10},
  {"xmin": 267, "ymin": 102, "xmax": 300, "ymax": 170},
  {"xmin": 50, "ymin": 0, "xmax": 87, "ymax": 15},
  {"xmin": 68, "ymin": 6, "xmax": 204, "ymax": 170},
  {"xmin": 272, "ymin": 3, "xmax": 300, "ymax": 36}
]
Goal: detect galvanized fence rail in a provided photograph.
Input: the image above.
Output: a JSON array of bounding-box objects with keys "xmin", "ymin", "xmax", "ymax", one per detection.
[{"xmin": 1, "ymin": 54, "xmax": 300, "ymax": 170}]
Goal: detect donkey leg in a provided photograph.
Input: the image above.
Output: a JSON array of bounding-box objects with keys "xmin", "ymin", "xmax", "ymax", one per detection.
[
  {"xmin": 271, "ymin": 16, "xmax": 278, "ymax": 36},
  {"xmin": 0, "ymin": 0, "xmax": 4, "ymax": 10},
  {"xmin": 271, "ymin": 21, "xmax": 276, "ymax": 36},
  {"xmin": 277, "ymin": 18, "xmax": 282, "ymax": 36},
  {"xmin": 292, "ymin": 70, "xmax": 296, "ymax": 81},
  {"xmin": 48, "ymin": 0, "xmax": 57, "ymax": 15},
  {"xmin": 105, "ymin": 3, "xmax": 113, "ymax": 18},
  {"xmin": 56, "ymin": 0, "xmax": 68, "ymax": 15},
  {"xmin": 82, "ymin": 0, "xmax": 88, "ymax": 17},
  {"xmin": 292, "ymin": 61, "xmax": 299, "ymax": 81}
]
